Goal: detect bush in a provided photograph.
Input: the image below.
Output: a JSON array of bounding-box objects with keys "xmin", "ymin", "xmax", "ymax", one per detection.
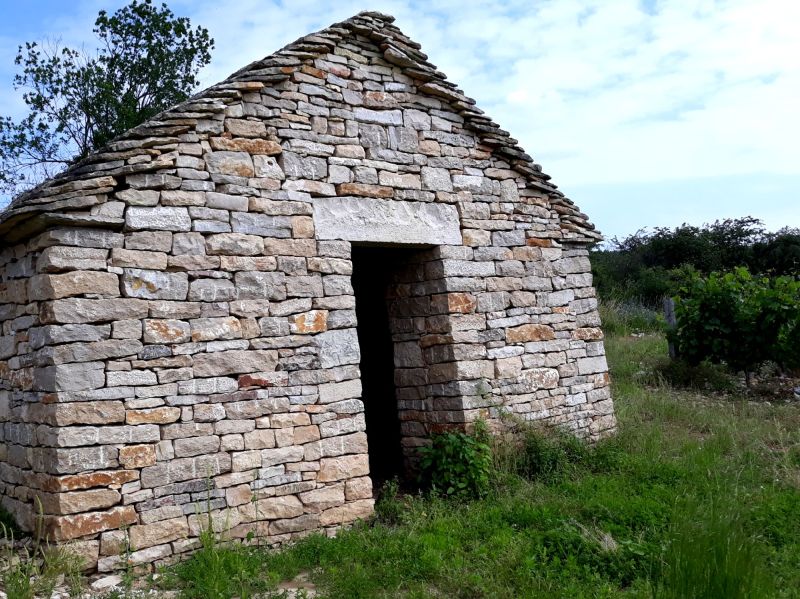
[
  {"xmin": 418, "ymin": 421, "xmax": 492, "ymax": 499},
  {"xmin": 671, "ymin": 268, "xmax": 800, "ymax": 381}
]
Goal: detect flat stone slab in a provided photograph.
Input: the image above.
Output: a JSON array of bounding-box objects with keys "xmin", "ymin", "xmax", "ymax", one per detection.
[{"xmin": 313, "ymin": 197, "xmax": 461, "ymax": 245}]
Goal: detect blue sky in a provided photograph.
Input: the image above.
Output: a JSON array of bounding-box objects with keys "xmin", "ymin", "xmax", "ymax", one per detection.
[{"xmin": 1, "ymin": 0, "xmax": 798, "ymax": 241}]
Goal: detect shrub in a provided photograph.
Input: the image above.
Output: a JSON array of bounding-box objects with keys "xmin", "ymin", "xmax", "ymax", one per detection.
[
  {"xmin": 418, "ymin": 421, "xmax": 492, "ymax": 499},
  {"xmin": 671, "ymin": 268, "xmax": 800, "ymax": 382}
]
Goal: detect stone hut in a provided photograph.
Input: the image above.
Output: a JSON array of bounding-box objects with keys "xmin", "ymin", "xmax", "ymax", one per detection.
[{"xmin": 0, "ymin": 12, "xmax": 614, "ymax": 571}]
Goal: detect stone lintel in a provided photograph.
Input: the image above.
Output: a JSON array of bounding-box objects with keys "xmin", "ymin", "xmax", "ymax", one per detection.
[{"xmin": 313, "ymin": 197, "xmax": 462, "ymax": 246}]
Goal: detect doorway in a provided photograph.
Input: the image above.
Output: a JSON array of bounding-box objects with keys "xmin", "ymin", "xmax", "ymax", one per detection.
[{"xmin": 351, "ymin": 246, "xmax": 405, "ymax": 485}]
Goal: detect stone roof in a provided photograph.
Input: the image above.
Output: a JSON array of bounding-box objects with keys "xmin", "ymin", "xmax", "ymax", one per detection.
[{"xmin": 0, "ymin": 11, "xmax": 600, "ymax": 244}]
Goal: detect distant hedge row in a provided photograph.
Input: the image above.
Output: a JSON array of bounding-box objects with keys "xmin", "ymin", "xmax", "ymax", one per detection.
[{"xmin": 591, "ymin": 217, "xmax": 800, "ymax": 305}]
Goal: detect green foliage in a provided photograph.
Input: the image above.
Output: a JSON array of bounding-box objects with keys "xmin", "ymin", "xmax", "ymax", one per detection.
[
  {"xmin": 0, "ymin": 0, "xmax": 213, "ymax": 197},
  {"xmin": 598, "ymin": 297, "xmax": 663, "ymax": 337},
  {"xmin": 653, "ymin": 500, "xmax": 773, "ymax": 599},
  {"xmin": 172, "ymin": 513, "xmax": 271, "ymax": 599},
  {"xmin": 592, "ymin": 217, "xmax": 800, "ymax": 305},
  {"xmin": 493, "ymin": 422, "xmax": 589, "ymax": 483},
  {"xmin": 0, "ymin": 523, "xmax": 86, "ymax": 599},
  {"xmin": 418, "ymin": 421, "xmax": 492, "ymax": 499},
  {"xmin": 373, "ymin": 478, "xmax": 404, "ymax": 526},
  {"xmin": 672, "ymin": 267, "xmax": 800, "ymax": 378}
]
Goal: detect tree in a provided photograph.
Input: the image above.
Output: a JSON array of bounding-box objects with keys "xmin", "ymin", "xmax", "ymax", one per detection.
[{"xmin": 0, "ymin": 0, "xmax": 213, "ymax": 199}]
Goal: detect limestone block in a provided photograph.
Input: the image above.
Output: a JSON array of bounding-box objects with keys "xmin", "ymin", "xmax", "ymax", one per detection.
[
  {"xmin": 178, "ymin": 377, "xmax": 238, "ymax": 395},
  {"xmin": 35, "ymin": 362, "xmax": 106, "ymax": 392},
  {"xmin": 506, "ymin": 324, "xmax": 556, "ymax": 343},
  {"xmin": 174, "ymin": 435, "xmax": 221, "ymax": 458},
  {"xmin": 315, "ymin": 329, "xmax": 360, "ymax": 368},
  {"xmin": 244, "ymin": 429, "xmax": 276, "ymax": 450},
  {"xmin": 28, "ymin": 272, "xmax": 120, "ymax": 301},
  {"xmin": 126, "ymin": 407, "xmax": 180, "ymax": 424},
  {"xmin": 421, "ymin": 166, "xmax": 453, "ymax": 191},
  {"xmin": 313, "ymin": 198, "xmax": 461, "ymax": 245},
  {"xmin": 205, "ymin": 233, "xmax": 264, "ymax": 256},
  {"xmin": 116, "ymin": 189, "xmax": 159, "ymax": 206},
  {"xmin": 209, "ymin": 137, "xmax": 282, "ymax": 155},
  {"xmin": 143, "ymin": 319, "xmax": 191, "ymax": 344},
  {"xmin": 31, "ymin": 445, "xmax": 119, "ymax": 475},
  {"xmin": 317, "ymin": 454, "xmax": 370, "ymax": 482},
  {"xmin": 345, "ymin": 476, "xmax": 373, "ymax": 501},
  {"xmin": 46, "ymin": 339, "xmax": 142, "ymax": 364},
  {"xmin": 129, "ymin": 516, "xmax": 189, "ymax": 550},
  {"xmin": 230, "ymin": 212, "xmax": 292, "ymax": 237},
  {"xmin": 577, "ymin": 356, "xmax": 609, "ymax": 375},
  {"xmin": 28, "ymin": 324, "xmax": 111, "ymax": 349},
  {"xmin": 289, "ymin": 310, "xmax": 328, "ymax": 334},
  {"xmin": 119, "ymin": 444, "xmax": 157, "ymax": 468},
  {"xmin": 225, "ymin": 118, "xmax": 267, "ymax": 137},
  {"xmin": 261, "ymin": 446, "xmax": 305, "ymax": 467},
  {"xmin": 37, "ymin": 488, "xmax": 121, "ymax": 515},
  {"xmin": 205, "ymin": 151, "xmax": 254, "ymax": 177},
  {"xmin": 234, "ymin": 271, "xmax": 287, "ymax": 300},
  {"xmin": 280, "ymin": 152, "xmax": 327, "ymax": 180},
  {"xmin": 520, "ymin": 368, "xmax": 560, "ymax": 390},
  {"xmin": 319, "ymin": 498, "xmax": 374, "ymax": 525},
  {"xmin": 188, "ymin": 279, "xmax": 237, "ymax": 302},
  {"xmin": 122, "ymin": 269, "xmax": 188, "ymax": 301},
  {"xmin": 378, "ymin": 171, "xmax": 421, "ymax": 189},
  {"xmin": 354, "ymin": 107, "xmax": 402, "ymax": 125},
  {"xmin": 299, "ymin": 484, "xmax": 345, "ymax": 513},
  {"xmin": 111, "ymin": 248, "xmax": 168, "ymax": 270},
  {"xmin": 126, "ymin": 207, "xmax": 191, "ymax": 232},
  {"xmin": 41, "ymin": 298, "xmax": 148, "ymax": 324},
  {"xmin": 37, "ymin": 246, "xmax": 108, "ymax": 272},
  {"xmin": 193, "ymin": 350, "xmax": 278, "ymax": 377},
  {"xmin": 48, "ymin": 506, "xmax": 137, "ymax": 541},
  {"xmin": 190, "ymin": 317, "xmax": 242, "ymax": 341},
  {"xmin": 125, "ymin": 230, "xmax": 173, "ymax": 252},
  {"xmin": 34, "ymin": 227, "xmax": 124, "ymax": 250}
]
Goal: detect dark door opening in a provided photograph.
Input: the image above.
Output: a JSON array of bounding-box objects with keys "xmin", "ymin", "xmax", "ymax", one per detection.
[{"xmin": 351, "ymin": 246, "xmax": 405, "ymax": 486}]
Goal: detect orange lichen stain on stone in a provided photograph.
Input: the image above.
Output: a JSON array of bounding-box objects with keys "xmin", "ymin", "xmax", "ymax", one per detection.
[
  {"xmin": 505, "ymin": 323, "xmax": 555, "ymax": 343},
  {"xmin": 573, "ymin": 327, "xmax": 604, "ymax": 340},
  {"xmin": 290, "ymin": 310, "xmax": 328, "ymax": 334},
  {"xmin": 130, "ymin": 277, "xmax": 158, "ymax": 293},
  {"xmin": 238, "ymin": 374, "xmax": 275, "ymax": 388},
  {"xmin": 41, "ymin": 470, "xmax": 139, "ymax": 493},
  {"xmin": 150, "ymin": 320, "xmax": 185, "ymax": 342},
  {"xmin": 46, "ymin": 506, "xmax": 138, "ymax": 541},
  {"xmin": 526, "ymin": 237, "xmax": 553, "ymax": 247},
  {"xmin": 446, "ymin": 293, "xmax": 477, "ymax": 314},
  {"xmin": 119, "ymin": 445, "xmax": 157, "ymax": 469}
]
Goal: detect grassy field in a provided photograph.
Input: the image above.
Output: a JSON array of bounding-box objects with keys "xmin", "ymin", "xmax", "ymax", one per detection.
[{"xmin": 147, "ymin": 327, "xmax": 800, "ymax": 599}]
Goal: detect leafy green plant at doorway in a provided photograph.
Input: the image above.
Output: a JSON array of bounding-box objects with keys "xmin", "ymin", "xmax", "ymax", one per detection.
[{"xmin": 418, "ymin": 420, "xmax": 492, "ymax": 499}]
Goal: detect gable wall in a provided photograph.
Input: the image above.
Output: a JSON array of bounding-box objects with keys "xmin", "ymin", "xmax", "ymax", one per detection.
[{"xmin": 0, "ymin": 29, "xmax": 614, "ymax": 571}]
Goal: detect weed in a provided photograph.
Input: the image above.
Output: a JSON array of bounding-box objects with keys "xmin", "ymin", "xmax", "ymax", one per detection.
[
  {"xmin": 418, "ymin": 420, "xmax": 492, "ymax": 499},
  {"xmin": 0, "ymin": 506, "xmax": 86, "ymax": 599}
]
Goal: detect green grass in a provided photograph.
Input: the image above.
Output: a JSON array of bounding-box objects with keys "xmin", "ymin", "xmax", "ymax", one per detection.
[{"xmin": 158, "ymin": 327, "xmax": 800, "ymax": 599}]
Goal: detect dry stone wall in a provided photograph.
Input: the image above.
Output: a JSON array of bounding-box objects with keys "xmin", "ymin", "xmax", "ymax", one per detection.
[{"xmin": 0, "ymin": 11, "xmax": 614, "ymax": 571}]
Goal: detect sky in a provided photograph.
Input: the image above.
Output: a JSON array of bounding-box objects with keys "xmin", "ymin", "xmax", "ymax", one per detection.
[{"xmin": 0, "ymin": 0, "xmax": 798, "ymax": 241}]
